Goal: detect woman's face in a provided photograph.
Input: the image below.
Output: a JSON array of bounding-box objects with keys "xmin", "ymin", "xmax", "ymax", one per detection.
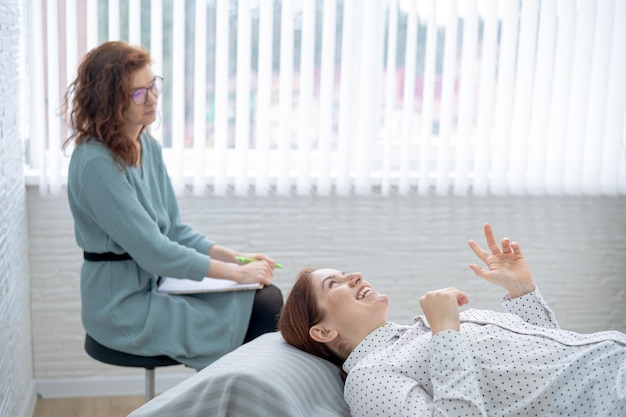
[
  {"xmin": 309, "ymin": 268, "xmax": 389, "ymax": 341},
  {"xmin": 123, "ymin": 65, "xmax": 159, "ymax": 135}
]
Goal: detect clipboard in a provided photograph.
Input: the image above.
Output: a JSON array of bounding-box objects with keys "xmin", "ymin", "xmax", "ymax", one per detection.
[{"xmin": 157, "ymin": 276, "xmax": 263, "ymax": 294}]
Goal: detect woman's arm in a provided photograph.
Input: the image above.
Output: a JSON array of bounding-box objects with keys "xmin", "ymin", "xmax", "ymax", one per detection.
[{"xmin": 469, "ymin": 224, "xmax": 559, "ymax": 328}]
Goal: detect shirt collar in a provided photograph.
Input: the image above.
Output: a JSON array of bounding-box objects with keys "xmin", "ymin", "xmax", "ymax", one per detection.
[{"xmin": 343, "ymin": 322, "xmax": 409, "ymax": 373}]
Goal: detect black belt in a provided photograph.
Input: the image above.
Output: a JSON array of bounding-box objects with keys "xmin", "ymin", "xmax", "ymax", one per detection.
[{"xmin": 83, "ymin": 252, "xmax": 132, "ymax": 261}]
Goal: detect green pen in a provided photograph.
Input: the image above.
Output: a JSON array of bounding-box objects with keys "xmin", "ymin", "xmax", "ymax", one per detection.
[{"xmin": 236, "ymin": 256, "xmax": 284, "ymax": 269}]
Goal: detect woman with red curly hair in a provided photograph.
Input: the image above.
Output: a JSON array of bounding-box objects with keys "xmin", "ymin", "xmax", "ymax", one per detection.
[
  {"xmin": 63, "ymin": 41, "xmax": 283, "ymax": 370},
  {"xmin": 279, "ymin": 224, "xmax": 626, "ymax": 417}
]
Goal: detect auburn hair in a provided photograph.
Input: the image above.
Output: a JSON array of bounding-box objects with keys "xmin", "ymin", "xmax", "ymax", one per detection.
[
  {"xmin": 62, "ymin": 40, "xmax": 152, "ymax": 166},
  {"xmin": 279, "ymin": 268, "xmax": 347, "ymax": 378}
]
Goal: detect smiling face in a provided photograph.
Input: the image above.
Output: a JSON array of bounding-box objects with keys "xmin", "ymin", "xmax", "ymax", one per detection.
[{"xmin": 307, "ymin": 268, "xmax": 389, "ymax": 356}]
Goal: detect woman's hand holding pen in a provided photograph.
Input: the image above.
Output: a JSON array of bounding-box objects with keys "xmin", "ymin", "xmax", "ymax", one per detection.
[
  {"xmin": 468, "ymin": 223, "xmax": 536, "ymax": 299},
  {"xmin": 233, "ymin": 253, "xmax": 283, "ymax": 286},
  {"xmin": 235, "ymin": 254, "xmax": 284, "ymax": 269},
  {"xmin": 206, "ymin": 246, "xmax": 278, "ymax": 285},
  {"xmin": 236, "ymin": 261, "xmax": 274, "ymax": 286}
]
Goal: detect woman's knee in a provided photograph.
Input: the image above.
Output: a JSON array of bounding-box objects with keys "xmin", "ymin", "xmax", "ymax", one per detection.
[{"xmin": 253, "ymin": 284, "xmax": 284, "ymax": 313}]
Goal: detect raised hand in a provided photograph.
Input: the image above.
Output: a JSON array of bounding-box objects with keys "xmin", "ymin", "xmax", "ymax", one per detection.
[{"xmin": 468, "ymin": 224, "xmax": 535, "ymax": 298}]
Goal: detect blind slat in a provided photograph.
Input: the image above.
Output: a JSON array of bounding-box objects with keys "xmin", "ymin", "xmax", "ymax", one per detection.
[
  {"xmin": 527, "ymin": 0, "xmax": 557, "ymax": 195},
  {"xmin": 490, "ymin": 0, "xmax": 519, "ymax": 196},
  {"xmin": 128, "ymin": 0, "xmax": 141, "ymax": 46},
  {"xmin": 335, "ymin": 0, "xmax": 356, "ymax": 196},
  {"xmin": 398, "ymin": 0, "xmax": 417, "ymax": 195},
  {"xmin": 276, "ymin": 0, "xmax": 294, "ymax": 196},
  {"xmin": 508, "ymin": 0, "xmax": 539, "ymax": 196},
  {"xmin": 544, "ymin": 0, "xmax": 576, "ymax": 194},
  {"xmin": 108, "ymin": 0, "xmax": 120, "ymax": 40},
  {"xmin": 255, "ymin": 0, "xmax": 273, "ymax": 196},
  {"xmin": 601, "ymin": 0, "xmax": 626, "ymax": 194},
  {"xmin": 435, "ymin": 0, "xmax": 458, "ymax": 195},
  {"xmin": 29, "ymin": 0, "xmax": 46, "ymax": 194},
  {"xmin": 86, "ymin": 0, "xmax": 98, "ymax": 49},
  {"xmin": 471, "ymin": 0, "xmax": 498, "ymax": 196},
  {"xmin": 581, "ymin": 0, "xmax": 614, "ymax": 195},
  {"xmin": 192, "ymin": 0, "xmax": 208, "ymax": 196},
  {"xmin": 234, "ymin": 0, "xmax": 252, "ymax": 196},
  {"xmin": 563, "ymin": 0, "xmax": 595, "ymax": 195},
  {"xmin": 453, "ymin": 0, "xmax": 477, "ymax": 196},
  {"xmin": 46, "ymin": 0, "xmax": 62, "ymax": 195},
  {"xmin": 171, "ymin": 0, "xmax": 186, "ymax": 194},
  {"xmin": 354, "ymin": 1, "xmax": 384, "ymax": 195},
  {"xmin": 381, "ymin": 0, "xmax": 398, "ymax": 196},
  {"xmin": 213, "ymin": 0, "xmax": 229, "ymax": 195},
  {"xmin": 296, "ymin": 0, "xmax": 315, "ymax": 195},
  {"xmin": 149, "ymin": 0, "xmax": 163, "ymax": 143},
  {"xmin": 418, "ymin": 0, "xmax": 439, "ymax": 196},
  {"xmin": 317, "ymin": 0, "xmax": 337, "ymax": 196}
]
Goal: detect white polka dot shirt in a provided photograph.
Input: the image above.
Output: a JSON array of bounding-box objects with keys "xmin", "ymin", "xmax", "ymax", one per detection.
[{"xmin": 343, "ymin": 288, "xmax": 626, "ymax": 417}]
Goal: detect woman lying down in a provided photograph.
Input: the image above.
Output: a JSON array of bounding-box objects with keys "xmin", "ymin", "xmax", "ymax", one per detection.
[{"xmin": 279, "ymin": 224, "xmax": 625, "ymax": 416}]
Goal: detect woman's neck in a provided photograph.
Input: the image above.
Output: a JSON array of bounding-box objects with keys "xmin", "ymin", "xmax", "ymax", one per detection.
[
  {"xmin": 332, "ymin": 321, "xmax": 388, "ymax": 360},
  {"xmin": 330, "ymin": 332, "xmax": 369, "ymax": 360},
  {"xmin": 125, "ymin": 124, "xmax": 143, "ymax": 143},
  {"xmin": 129, "ymin": 133, "xmax": 142, "ymax": 165}
]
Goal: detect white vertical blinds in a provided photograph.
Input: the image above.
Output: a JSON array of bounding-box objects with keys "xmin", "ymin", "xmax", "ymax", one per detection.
[{"xmin": 25, "ymin": 0, "xmax": 626, "ymax": 196}]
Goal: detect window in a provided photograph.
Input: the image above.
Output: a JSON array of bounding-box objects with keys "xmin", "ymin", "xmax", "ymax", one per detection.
[{"xmin": 23, "ymin": 0, "xmax": 626, "ymax": 196}]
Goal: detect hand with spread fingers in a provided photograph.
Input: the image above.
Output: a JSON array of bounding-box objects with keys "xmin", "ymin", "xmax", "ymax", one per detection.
[{"xmin": 468, "ymin": 223, "xmax": 536, "ymax": 298}]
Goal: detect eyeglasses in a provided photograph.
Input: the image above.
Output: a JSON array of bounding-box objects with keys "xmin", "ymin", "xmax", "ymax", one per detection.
[{"xmin": 130, "ymin": 76, "xmax": 164, "ymax": 105}]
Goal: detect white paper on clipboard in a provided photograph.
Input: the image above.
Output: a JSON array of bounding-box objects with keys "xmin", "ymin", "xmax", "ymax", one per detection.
[{"xmin": 157, "ymin": 276, "xmax": 262, "ymax": 294}]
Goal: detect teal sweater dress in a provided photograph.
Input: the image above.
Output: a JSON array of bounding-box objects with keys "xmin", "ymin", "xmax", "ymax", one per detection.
[{"xmin": 67, "ymin": 133, "xmax": 255, "ymax": 370}]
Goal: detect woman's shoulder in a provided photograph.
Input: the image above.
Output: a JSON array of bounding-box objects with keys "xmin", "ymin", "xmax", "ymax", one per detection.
[
  {"xmin": 70, "ymin": 138, "xmax": 113, "ymax": 164},
  {"xmin": 68, "ymin": 138, "xmax": 129, "ymax": 184},
  {"xmin": 67, "ymin": 139, "xmax": 122, "ymax": 194}
]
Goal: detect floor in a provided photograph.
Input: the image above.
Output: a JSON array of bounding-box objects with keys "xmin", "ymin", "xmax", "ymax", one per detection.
[{"xmin": 32, "ymin": 395, "xmax": 145, "ymax": 417}]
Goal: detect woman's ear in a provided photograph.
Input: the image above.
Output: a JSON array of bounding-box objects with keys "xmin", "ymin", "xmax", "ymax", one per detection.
[{"xmin": 309, "ymin": 324, "xmax": 338, "ymax": 344}]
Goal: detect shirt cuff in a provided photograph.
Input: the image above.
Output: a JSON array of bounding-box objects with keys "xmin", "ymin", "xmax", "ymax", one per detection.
[{"xmin": 501, "ymin": 286, "xmax": 560, "ymax": 329}]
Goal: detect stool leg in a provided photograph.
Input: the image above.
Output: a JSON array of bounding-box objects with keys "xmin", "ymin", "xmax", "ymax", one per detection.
[{"xmin": 145, "ymin": 368, "xmax": 155, "ymax": 402}]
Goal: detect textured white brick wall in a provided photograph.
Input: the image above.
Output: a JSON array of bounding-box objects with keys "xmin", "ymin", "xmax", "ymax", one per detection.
[
  {"xmin": 29, "ymin": 189, "xmax": 626, "ymax": 398},
  {"xmin": 0, "ymin": 1, "xmax": 36, "ymax": 416}
]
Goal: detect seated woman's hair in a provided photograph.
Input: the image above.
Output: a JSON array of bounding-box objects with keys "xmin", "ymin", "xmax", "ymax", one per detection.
[
  {"xmin": 279, "ymin": 267, "xmax": 345, "ymax": 371},
  {"xmin": 63, "ymin": 40, "xmax": 151, "ymax": 166}
]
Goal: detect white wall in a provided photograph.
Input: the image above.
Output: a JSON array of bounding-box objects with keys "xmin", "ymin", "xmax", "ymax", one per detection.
[
  {"xmin": 0, "ymin": 2, "xmax": 36, "ymax": 417},
  {"xmin": 29, "ymin": 189, "xmax": 626, "ymax": 398}
]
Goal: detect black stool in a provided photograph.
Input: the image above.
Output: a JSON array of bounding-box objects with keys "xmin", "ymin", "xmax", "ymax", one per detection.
[{"xmin": 84, "ymin": 334, "xmax": 181, "ymax": 402}]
